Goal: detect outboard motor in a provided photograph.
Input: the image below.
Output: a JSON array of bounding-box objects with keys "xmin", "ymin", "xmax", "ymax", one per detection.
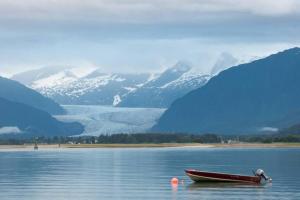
[{"xmin": 255, "ymin": 169, "xmax": 272, "ymax": 182}]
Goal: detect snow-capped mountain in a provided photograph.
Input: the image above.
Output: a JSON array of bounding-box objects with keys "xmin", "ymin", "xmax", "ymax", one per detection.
[
  {"xmin": 118, "ymin": 62, "xmax": 210, "ymax": 108},
  {"xmin": 153, "ymin": 47, "xmax": 300, "ymax": 134},
  {"xmin": 210, "ymin": 52, "xmax": 239, "ymax": 76},
  {"xmin": 12, "ymin": 62, "xmax": 211, "ymax": 108},
  {"xmin": 12, "ymin": 66, "xmax": 151, "ymax": 105},
  {"xmin": 12, "ymin": 66, "xmax": 96, "ymax": 87}
]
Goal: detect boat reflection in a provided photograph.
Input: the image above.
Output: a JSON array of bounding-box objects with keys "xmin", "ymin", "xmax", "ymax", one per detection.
[{"xmin": 187, "ymin": 181, "xmax": 271, "ymax": 190}]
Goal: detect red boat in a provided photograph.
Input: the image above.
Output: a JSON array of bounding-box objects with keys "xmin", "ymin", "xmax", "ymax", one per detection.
[{"xmin": 185, "ymin": 169, "xmax": 271, "ymax": 184}]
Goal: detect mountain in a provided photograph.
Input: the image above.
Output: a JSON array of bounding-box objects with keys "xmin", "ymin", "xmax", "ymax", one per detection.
[
  {"xmin": 280, "ymin": 123, "xmax": 300, "ymax": 135},
  {"xmin": 12, "ymin": 63, "xmax": 210, "ymax": 108},
  {"xmin": 153, "ymin": 47, "xmax": 300, "ymax": 134},
  {"xmin": 118, "ymin": 62, "xmax": 210, "ymax": 108},
  {"xmin": 210, "ymin": 52, "xmax": 238, "ymax": 76},
  {"xmin": 54, "ymin": 71, "xmax": 150, "ymax": 106},
  {"xmin": 0, "ymin": 76, "xmax": 65, "ymax": 115},
  {"xmin": 12, "ymin": 66, "xmax": 150, "ymax": 105},
  {"xmin": 12, "ymin": 66, "xmax": 72, "ymax": 86},
  {"xmin": 0, "ymin": 97, "xmax": 83, "ymax": 136}
]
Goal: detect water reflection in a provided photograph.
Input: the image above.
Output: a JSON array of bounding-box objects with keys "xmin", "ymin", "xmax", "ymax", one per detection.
[
  {"xmin": 0, "ymin": 148, "xmax": 299, "ymax": 200},
  {"xmin": 187, "ymin": 182, "xmax": 268, "ymax": 190}
]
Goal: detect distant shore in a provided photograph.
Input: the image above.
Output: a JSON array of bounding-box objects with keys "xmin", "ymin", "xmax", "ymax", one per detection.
[{"xmin": 1, "ymin": 142, "xmax": 300, "ymax": 150}]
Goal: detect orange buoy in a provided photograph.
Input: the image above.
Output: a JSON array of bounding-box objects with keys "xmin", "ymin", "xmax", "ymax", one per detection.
[{"xmin": 171, "ymin": 177, "xmax": 179, "ymax": 185}]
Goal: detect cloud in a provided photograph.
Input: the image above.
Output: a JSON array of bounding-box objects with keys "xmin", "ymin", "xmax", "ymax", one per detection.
[
  {"xmin": 238, "ymin": 0, "xmax": 299, "ymax": 16},
  {"xmin": 0, "ymin": 126, "xmax": 22, "ymax": 134},
  {"xmin": 0, "ymin": 0, "xmax": 299, "ymax": 23},
  {"xmin": 0, "ymin": 0, "xmax": 299, "ymax": 43},
  {"xmin": 0, "ymin": 0, "xmax": 299, "ymax": 75},
  {"xmin": 259, "ymin": 127, "xmax": 279, "ymax": 132}
]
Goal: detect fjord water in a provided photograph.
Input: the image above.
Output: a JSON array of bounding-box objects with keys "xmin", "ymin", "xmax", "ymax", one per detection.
[{"xmin": 0, "ymin": 148, "xmax": 299, "ymax": 200}]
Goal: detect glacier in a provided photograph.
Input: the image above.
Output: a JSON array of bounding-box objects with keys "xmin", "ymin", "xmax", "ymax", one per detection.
[{"xmin": 54, "ymin": 105, "xmax": 165, "ymax": 136}]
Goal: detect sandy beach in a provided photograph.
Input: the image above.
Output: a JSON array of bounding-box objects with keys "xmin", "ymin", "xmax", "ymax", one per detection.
[{"xmin": 1, "ymin": 143, "xmax": 300, "ymax": 150}]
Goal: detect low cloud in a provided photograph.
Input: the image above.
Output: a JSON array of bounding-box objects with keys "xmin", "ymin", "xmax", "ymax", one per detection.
[
  {"xmin": 0, "ymin": 126, "xmax": 22, "ymax": 135},
  {"xmin": 259, "ymin": 127, "xmax": 279, "ymax": 132}
]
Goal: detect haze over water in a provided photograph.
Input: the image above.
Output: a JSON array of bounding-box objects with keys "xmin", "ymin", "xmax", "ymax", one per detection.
[{"xmin": 0, "ymin": 148, "xmax": 299, "ymax": 200}]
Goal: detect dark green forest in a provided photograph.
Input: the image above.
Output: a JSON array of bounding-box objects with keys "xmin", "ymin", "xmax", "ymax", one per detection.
[{"xmin": 0, "ymin": 133, "xmax": 299, "ymax": 145}]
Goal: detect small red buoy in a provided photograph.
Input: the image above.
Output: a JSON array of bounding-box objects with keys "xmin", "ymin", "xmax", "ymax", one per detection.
[{"xmin": 171, "ymin": 177, "xmax": 179, "ymax": 185}]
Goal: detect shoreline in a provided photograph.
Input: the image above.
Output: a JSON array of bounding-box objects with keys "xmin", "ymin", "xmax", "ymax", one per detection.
[{"xmin": 0, "ymin": 142, "xmax": 300, "ymax": 149}]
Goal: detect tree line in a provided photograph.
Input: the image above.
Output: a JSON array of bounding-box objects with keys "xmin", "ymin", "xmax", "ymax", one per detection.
[{"xmin": 0, "ymin": 132, "xmax": 299, "ymax": 145}]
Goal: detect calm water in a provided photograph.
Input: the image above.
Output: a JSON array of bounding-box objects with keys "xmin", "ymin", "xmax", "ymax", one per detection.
[{"xmin": 0, "ymin": 148, "xmax": 299, "ymax": 200}]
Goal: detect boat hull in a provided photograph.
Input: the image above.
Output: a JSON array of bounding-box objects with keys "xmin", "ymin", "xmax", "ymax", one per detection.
[{"xmin": 185, "ymin": 169, "xmax": 261, "ymax": 184}]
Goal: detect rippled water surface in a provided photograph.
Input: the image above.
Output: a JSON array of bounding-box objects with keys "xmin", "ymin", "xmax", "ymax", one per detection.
[{"xmin": 0, "ymin": 148, "xmax": 299, "ymax": 200}]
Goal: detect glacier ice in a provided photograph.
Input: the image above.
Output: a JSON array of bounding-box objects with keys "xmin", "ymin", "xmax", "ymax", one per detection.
[{"xmin": 54, "ymin": 105, "xmax": 165, "ymax": 136}]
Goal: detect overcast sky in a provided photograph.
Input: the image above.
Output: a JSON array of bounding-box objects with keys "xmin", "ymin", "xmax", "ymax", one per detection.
[{"xmin": 0, "ymin": 0, "xmax": 300, "ymax": 76}]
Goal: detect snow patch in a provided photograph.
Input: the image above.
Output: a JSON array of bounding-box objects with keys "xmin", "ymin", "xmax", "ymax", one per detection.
[
  {"xmin": 36, "ymin": 74, "xmax": 120, "ymax": 97},
  {"xmin": 70, "ymin": 66, "xmax": 98, "ymax": 78},
  {"xmin": 123, "ymin": 87, "xmax": 136, "ymax": 92},
  {"xmin": 147, "ymin": 73, "xmax": 160, "ymax": 82},
  {"xmin": 113, "ymin": 95, "xmax": 122, "ymax": 106},
  {"xmin": 160, "ymin": 72, "xmax": 210, "ymax": 89},
  {"xmin": 115, "ymin": 77, "xmax": 126, "ymax": 82},
  {"xmin": 32, "ymin": 71, "xmax": 77, "ymax": 88},
  {"xmin": 170, "ymin": 61, "xmax": 191, "ymax": 73}
]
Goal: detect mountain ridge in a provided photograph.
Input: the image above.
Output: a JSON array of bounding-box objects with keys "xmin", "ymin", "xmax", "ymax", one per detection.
[
  {"xmin": 0, "ymin": 76, "xmax": 65, "ymax": 115},
  {"xmin": 152, "ymin": 47, "xmax": 300, "ymax": 134},
  {"xmin": 118, "ymin": 62, "xmax": 210, "ymax": 108},
  {"xmin": 0, "ymin": 97, "xmax": 83, "ymax": 137},
  {"xmin": 12, "ymin": 62, "xmax": 212, "ymax": 108}
]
